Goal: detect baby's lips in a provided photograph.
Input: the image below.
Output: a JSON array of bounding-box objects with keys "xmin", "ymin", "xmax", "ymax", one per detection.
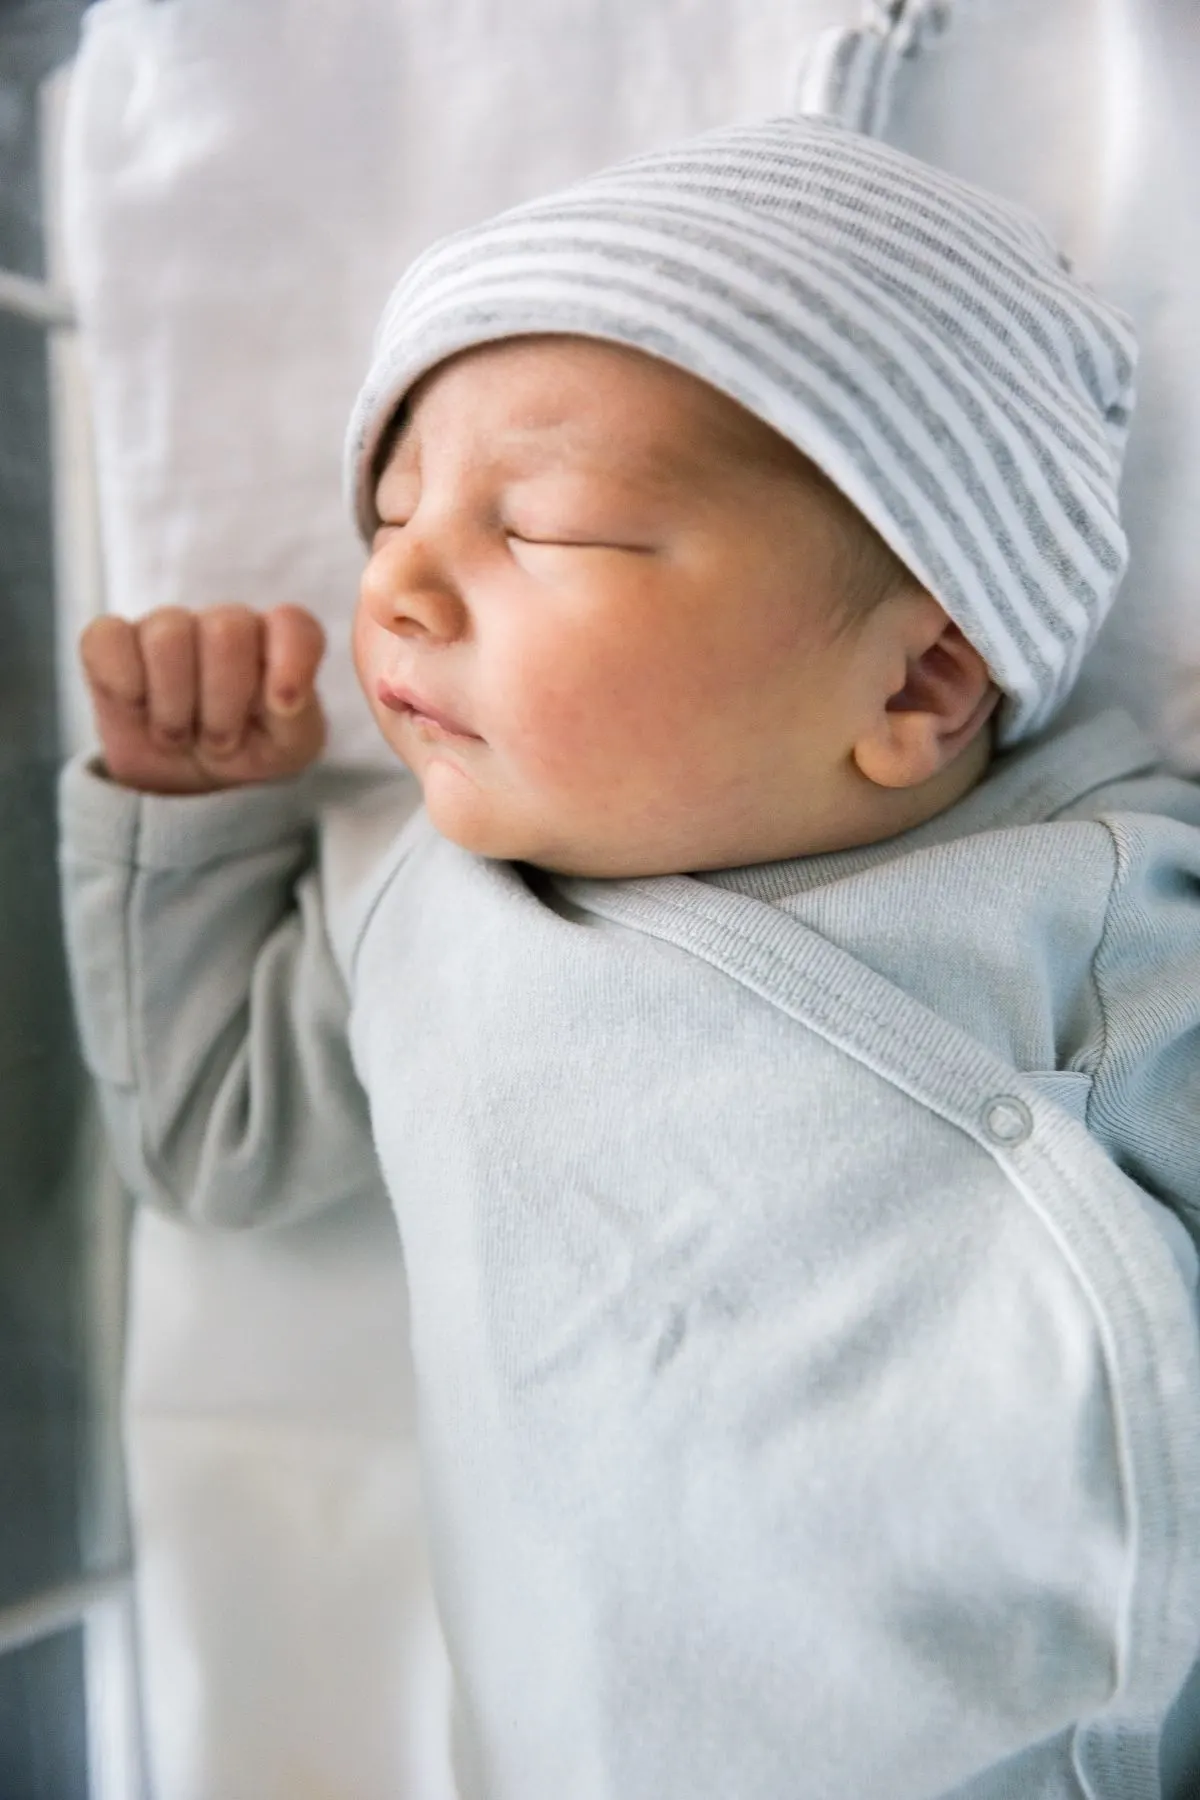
[{"xmin": 377, "ymin": 680, "xmax": 482, "ymax": 739}]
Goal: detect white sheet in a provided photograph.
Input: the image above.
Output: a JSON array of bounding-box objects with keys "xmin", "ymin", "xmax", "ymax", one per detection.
[{"xmin": 60, "ymin": 1, "xmax": 1200, "ymax": 1793}]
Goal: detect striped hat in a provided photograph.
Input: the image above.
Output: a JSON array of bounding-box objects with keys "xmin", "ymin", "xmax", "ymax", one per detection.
[{"xmin": 345, "ymin": 114, "xmax": 1137, "ymax": 744}]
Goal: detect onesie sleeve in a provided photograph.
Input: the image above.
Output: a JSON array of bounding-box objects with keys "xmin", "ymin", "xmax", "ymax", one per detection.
[
  {"xmin": 1084, "ymin": 807, "xmax": 1200, "ymax": 1241},
  {"xmin": 58, "ymin": 755, "xmax": 380, "ymax": 1229}
]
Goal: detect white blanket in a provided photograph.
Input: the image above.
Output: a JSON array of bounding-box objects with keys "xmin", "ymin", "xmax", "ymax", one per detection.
[{"xmin": 60, "ymin": 0, "xmax": 1200, "ymax": 1793}]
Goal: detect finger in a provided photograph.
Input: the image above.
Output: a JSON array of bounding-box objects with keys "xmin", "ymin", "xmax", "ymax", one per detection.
[
  {"xmin": 80, "ymin": 617, "xmax": 157, "ymax": 782},
  {"xmin": 79, "ymin": 616, "xmax": 147, "ymax": 708},
  {"xmin": 262, "ymin": 605, "xmax": 327, "ymax": 718},
  {"xmin": 261, "ymin": 607, "xmax": 327, "ymax": 764},
  {"xmin": 197, "ymin": 606, "xmax": 263, "ymax": 756},
  {"xmin": 140, "ymin": 608, "xmax": 199, "ymax": 749}
]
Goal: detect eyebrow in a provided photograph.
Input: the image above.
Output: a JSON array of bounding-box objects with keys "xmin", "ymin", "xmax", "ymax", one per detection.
[
  {"xmin": 510, "ymin": 428, "xmax": 707, "ymax": 497},
  {"xmin": 384, "ymin": 412, "xmax": 716, "ymax": 504}
]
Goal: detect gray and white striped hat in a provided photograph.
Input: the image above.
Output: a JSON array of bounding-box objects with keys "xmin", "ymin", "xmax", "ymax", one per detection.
[{"xmin": 346, "ymin": 113, "xmax": 1137, "ymax": 744}]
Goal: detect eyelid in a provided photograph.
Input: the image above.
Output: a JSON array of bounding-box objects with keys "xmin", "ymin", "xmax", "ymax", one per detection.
[{"xmin": 506, "ymin": 529, "xmax": 654, "ymax": 554}]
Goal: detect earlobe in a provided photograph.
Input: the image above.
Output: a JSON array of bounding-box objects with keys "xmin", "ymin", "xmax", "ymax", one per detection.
[{"xmin": 852, "ymin": 617, "xmax": 998, "ymax": 791}]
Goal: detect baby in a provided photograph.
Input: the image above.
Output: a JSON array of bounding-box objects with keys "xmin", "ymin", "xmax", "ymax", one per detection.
[{"xmin": 61, "ymin": 117, "xmax": 1200, "ymax": 1799}]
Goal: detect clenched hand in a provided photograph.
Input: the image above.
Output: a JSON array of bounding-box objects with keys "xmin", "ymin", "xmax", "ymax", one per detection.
[{"xmin": 80, "ymin": 604, "xmax": 327, "ymax": 794}]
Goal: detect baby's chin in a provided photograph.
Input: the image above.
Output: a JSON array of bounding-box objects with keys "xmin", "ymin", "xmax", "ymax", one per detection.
[
  {"xmin": 423, "ymin": 793, "xmax": 589, "ymax": 874},
  {"xmin": 421, "ymin": 795, "xmax": 716, "ymax": 879},
  {"xmin": 419, "ymin": 762, "xmax": 550, "ymax": 865},
  {"xmin": 418, "ymin": 772, "xmax": 631, "ymax": 877}
]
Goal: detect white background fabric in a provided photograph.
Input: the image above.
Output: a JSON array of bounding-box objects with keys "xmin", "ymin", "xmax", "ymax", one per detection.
[{"xmin": 59, "ymin": 1, "xmax": 1200, "ymax": 1794}]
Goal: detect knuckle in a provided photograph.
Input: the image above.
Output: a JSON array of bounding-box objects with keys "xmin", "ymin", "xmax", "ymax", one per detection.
[
  {"xmin": 276, "ymin": 603, "xmax": 326, "ymax": 652},
  {"xmin": 80, "ymin": 617, "xmax": 124, "ymax": 670},
  {"xmin": 142, "ymin": 606, "xmax": 191, "ymax": 630},
  {"xmin": 139, "ymin": 608, "xmax": 193, "ymax": 652},
  {"xmin": 202, "ymin": 605, "xmax": 258, "ymax": 648}
]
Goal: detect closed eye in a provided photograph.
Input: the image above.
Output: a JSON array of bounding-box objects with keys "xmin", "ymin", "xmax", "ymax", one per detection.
[{"xmin": 506, "ymin": 531, "xmax": 654, "ymax": 555}]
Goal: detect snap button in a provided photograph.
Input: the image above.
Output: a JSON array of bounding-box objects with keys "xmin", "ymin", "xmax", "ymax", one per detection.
[{"xmin": 981, "ymin": 1095, "xmax": 1033, "ymax": 1146}]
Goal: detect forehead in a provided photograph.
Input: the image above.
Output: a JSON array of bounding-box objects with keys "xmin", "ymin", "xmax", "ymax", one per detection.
[{"xmin": 376, "ymin": 335, "xmax": 810, "ymax": 492}]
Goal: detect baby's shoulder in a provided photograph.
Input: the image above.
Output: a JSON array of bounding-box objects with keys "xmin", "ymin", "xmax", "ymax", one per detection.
[
  {"xmin": 1050, "ymin": 764, "xmax": 1200, "ymax": 895},
  {"xmin": 1039, "ymin": 770, "xmax": 1200, "ymax": 1016},
  {"xmin": 1051, "ymin": 761, "xmax": 1200, "ymax": 837}
]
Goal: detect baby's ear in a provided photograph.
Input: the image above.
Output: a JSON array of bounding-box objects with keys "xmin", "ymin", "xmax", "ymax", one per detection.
[{"xmin": 851, "ymin": 602, "xmax": 999, "ymax": 791}]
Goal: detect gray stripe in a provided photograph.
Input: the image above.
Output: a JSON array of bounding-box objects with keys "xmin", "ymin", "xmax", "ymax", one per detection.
[
  {"xmin": 670, "ymin": 156, "xmax": 1128, "ymax": 412},
  {"xmin": 600, "ymin": 129, "xmax": 1137, "ymax": 388},
  {"xmin": 583, "ymin": 152, "xmax": 1134, "ymax": 407},
  {"xmin": 602, "ymin": 129, "xmax": 1052, "ymax": 266},
  {"xmin": 621, "ymin": 119, "xmax": 1064, "ymax": 265}
]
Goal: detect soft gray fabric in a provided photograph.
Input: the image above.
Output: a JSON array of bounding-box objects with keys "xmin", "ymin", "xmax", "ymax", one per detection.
[
  {"xmin": 346, "ymin": 116, "xmax": 1137, "ymax": 745},
  {"xmin": 58, "ymin": 711, "xmax": 1200, "ymax": 1800}
]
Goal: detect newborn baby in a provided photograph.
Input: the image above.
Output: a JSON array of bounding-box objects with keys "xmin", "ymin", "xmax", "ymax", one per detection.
[{"xmin": 61, "ymin": 117, "xmax": 1200, "ymax": 1800}]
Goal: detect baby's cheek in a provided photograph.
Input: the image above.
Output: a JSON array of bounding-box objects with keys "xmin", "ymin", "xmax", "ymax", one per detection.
[
  {"xmin": 502, "ymin": 693, "xmax": 643, "ymax": 804},
  {"xmin": 507, "ymin": 641, "xmax": 682, "ymax": 783}
]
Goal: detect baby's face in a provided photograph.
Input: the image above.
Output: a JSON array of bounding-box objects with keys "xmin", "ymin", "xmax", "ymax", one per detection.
[{"xmin": 354, "ymin": 336, "xmax": 915, "ymax": 877}]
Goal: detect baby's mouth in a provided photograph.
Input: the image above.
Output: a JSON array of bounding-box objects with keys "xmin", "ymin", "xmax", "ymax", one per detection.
[{"xmin": 377, "ymin": 681, "xmax": 482, "ymax": 741}]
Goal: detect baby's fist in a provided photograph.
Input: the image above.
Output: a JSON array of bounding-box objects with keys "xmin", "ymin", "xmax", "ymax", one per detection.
[{"xmin": 80, "ymin": 604, "xmax": 327, "ymax": 795}]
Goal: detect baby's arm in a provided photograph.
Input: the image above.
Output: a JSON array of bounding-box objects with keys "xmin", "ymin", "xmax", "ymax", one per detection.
[{"xmin": 60, "ymin": 605, "xmax": 381, "ymax": 1228}]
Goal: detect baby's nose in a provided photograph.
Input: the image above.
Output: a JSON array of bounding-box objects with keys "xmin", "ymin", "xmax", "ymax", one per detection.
[{"xmin": 359, "ymin": 527, "xmax": 468, "ymax": 642}]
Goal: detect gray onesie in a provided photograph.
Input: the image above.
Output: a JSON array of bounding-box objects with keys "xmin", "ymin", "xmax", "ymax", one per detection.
[{"xmin": 59, "ymin": 709, "xmax": 1200, "ymax": 1800}]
